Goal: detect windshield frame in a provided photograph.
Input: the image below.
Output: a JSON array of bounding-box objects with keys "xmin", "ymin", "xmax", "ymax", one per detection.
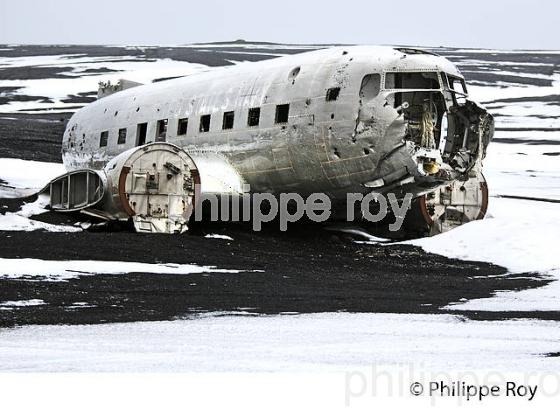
[{"xmin": 442, "ymin": 72, "xmax": 468, "ymax": 97}]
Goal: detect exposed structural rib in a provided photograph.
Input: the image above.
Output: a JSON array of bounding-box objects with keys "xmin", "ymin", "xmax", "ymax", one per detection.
[{"xmin": 48, "ymin": 170, "xmax": 104, "ymax": 211}]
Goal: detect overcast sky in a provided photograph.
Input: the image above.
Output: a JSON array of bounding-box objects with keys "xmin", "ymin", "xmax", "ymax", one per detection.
[{"xmin": 0, "ymin": 0, "xmax": 557, "ymax": 49}]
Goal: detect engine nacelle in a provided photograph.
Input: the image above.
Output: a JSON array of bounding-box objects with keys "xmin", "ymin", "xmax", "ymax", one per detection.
[{"xmin": 45, "ymin": 143, "xmax": 200, "ymax": 234}]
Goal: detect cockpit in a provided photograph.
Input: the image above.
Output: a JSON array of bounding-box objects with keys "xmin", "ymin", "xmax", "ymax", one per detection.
[{"xmin": 370, "ymin": 69, "xmax": 492, "ymax": 177}]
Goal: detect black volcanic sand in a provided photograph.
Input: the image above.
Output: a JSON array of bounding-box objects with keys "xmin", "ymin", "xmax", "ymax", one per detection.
[
  {"xmin": 0, "ymin": 217, "xmax": 554, "ymax": 328},
  {"xmin": 0, "ymin": 113, "xmax": 69, "ymax": 162},
  {"xmin": 0, "ymin": 66, "xmax": 79, "ymax": 80}
]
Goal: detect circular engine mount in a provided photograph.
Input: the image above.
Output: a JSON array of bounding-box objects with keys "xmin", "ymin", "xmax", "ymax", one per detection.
[
  {"xmin": 103, "ymin": 143, "xmax": 200, "ymax": 233},
  {"xmin": 417, "ymin": 171, "xmax": 488, "ymax": 236}
]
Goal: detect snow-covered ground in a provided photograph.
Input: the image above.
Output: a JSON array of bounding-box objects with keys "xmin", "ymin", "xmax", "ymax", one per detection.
[
  {"xmin": 1, "ymin": 312, "xmax": 559, "ymax": 372},
  {"xmin": 0, "ymin": 158, "xmax": 78, "ymax": 231},
  {"xmin": 0, "ymin": 44, "xmax": 559, "ymax": 372},
  {"xmin": 413, "ymin": 197, "xmax": 560, "ymax": 312},
  {"xmin": 0, "ymin": 158, "xmax": 65, "ymax": 197}
]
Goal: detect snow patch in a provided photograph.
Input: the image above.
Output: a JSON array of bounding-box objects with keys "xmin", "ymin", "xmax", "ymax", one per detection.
[
  {"xmin": 0, "ymin": 299, "xmax": 45, "ymax": 308},
  {"xmin": 0, "ymin": 213, "xmax": 81, "ymax": 232},
  {"xmin": 326, "ymin": 226, "xmax": 390, "ymax": 243},
  {"xmin": 0, "ymin": 158, "xmax": 65, "ymax": 197},
  {"xmin": 0, "ymin": 258, "xmax": 245, "ymax": 281},
  {"xmin": 205, "ymin": 234, "xmax": 234, "ymax": 240},
  {"xmin": 468, "ymin": 72, "xmax": 560, "ymax": 104},
  {"xmin": 408, "ymin": 197, "xmax": 559, "ymax": 274},
  {"xmin": 445, "ymin": 269, "xmax": 560, "ymax": 312},
  {"xmin": 0, "ymin": 196, "xmax": 80, "ymax": 233}
]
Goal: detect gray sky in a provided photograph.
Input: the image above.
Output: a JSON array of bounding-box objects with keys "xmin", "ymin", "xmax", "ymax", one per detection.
[{"xmin": 0, "ymin": 0, "xmax": 557, "ymax": 49}]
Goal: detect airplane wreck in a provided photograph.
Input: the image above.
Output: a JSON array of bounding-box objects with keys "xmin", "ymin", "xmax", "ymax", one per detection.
[{"xmin": 43, "ymin": 46, "xmax": 494, "ymax": 236}]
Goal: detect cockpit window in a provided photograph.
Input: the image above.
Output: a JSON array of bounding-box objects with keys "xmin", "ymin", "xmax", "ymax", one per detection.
[
  {"xmin": 384, "ymin": 72, "xmax": 440, "ymax": 90},
  {"xmin": 445, "ymin": 74, "xmax": 468, "ymax": 95}
]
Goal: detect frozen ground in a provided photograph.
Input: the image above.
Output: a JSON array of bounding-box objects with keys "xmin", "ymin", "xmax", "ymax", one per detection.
[
  {"xmin": 2, "ymin": 312, "xmax": 560, "ymax": 372},
  {"xmin": 0, "ymin": 42, "xmax": 559, "ymax": 372}
]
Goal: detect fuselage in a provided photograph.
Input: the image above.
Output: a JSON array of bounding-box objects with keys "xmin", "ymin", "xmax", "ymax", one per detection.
[{"xmin": 62, "ymin": 46, "xmax": 490, "ymax": 202}]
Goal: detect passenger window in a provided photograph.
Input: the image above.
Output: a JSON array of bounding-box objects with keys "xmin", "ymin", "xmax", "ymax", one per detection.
[
  {"xmin": 326, "ymin": 87, "xmax": 341, "ymax": 101},
  {"xmin": 156, "ymin": 119, "xmax": 168, "ymax": 142},
  {"xmin": 275, "ymin": 104, "xmax": 290, "ymax": 124},
  {"xmin": 117, "ymin": 128, "xmax": 127, "ymax": 144},
  {"xmin": 200, "ymin": 114, "xmax": 211, "ymax": 132},
  {"xmin": 99, "ymin": 131, "xmax": 108, "ymax": 147},
  {"xmin": 247, "ymin": 107, "xmax": 260, "ymax": 126},
  {"xmin": 177, "ymin": 118, "xmax": 189, "ymax": 136},
  {"xmin": 136, "ymin": 123, "xmax": 147, "ymax": 146},
  {"xmin": 222, "ymin": 111, "xmax": 234, "ymax": 130}
]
